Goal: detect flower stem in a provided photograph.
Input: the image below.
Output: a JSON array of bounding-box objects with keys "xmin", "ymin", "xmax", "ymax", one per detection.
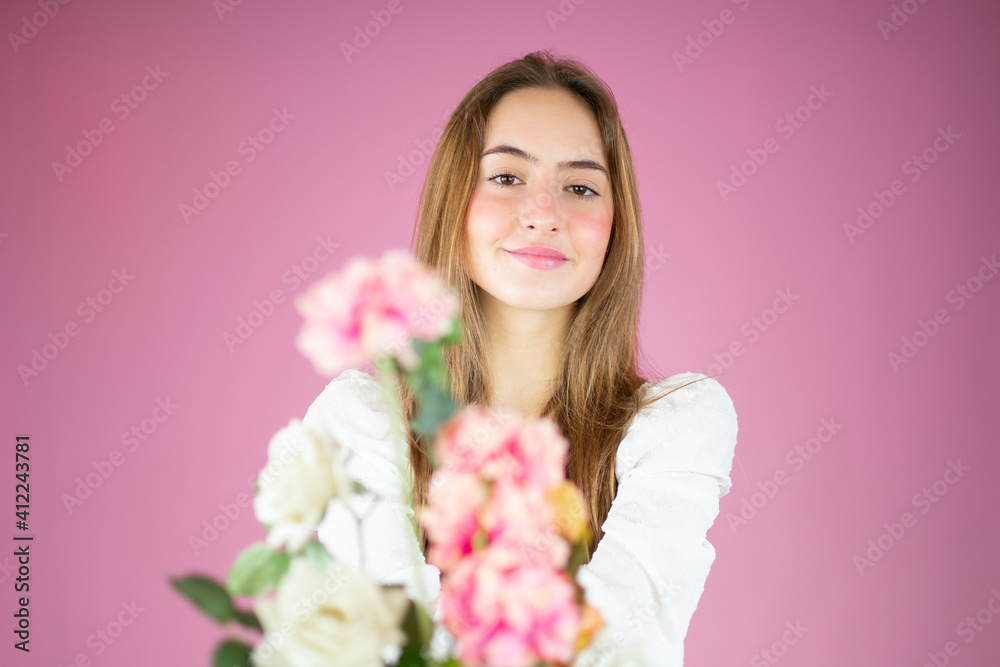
[{"xmin": 375, "ymin": 358, "xmax": 434, "ymax": 651}]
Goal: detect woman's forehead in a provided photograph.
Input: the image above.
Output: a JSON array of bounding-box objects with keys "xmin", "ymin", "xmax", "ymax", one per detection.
[{"xmin": 481, "ymin": 89, "xmax": 606, "ymax": 166}]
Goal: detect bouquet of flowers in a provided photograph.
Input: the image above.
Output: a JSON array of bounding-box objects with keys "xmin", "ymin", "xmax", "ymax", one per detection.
[{"xmin": 170, "ymin": 250, "xmax": 605, "ymax": 667}]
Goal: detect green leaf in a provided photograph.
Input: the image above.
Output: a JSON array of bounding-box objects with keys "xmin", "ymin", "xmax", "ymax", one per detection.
[
  {"xmin": 303, "ymin": 538, "xmax": 332, "ymax": 570},
  {"xmin": 411, "ymin": 337, "xmax": 432, "ymax": 359},
  {"xmin": 422, "ymin": 659, "xmax": 459, "ymax": 667},
  {"xmin": 169, "ymin": 574, "xmax": 237, "ymax": 624},
  {"xmin": 374, "ymin": 354, "xmax": 400, "ymax": 375},
  {"xmin": 411, "ymin": 382, "xmax": 459, "ymax": 441},
  {"xmin": 565, "ymin": 541, "xmax": 590, "ymax": 579},
  {"xmin": 399, "ymin": 598, "xmax": 434, "ymax": 653},
  {"xmin": 442, "ymin": 318, "xmax": 463, "ymax": 345},
  {"xmin": 397, "ymin": 645, "xmax": 428, "ymax": 667},
  {"xmin": 233, "ymin": 608, "xmax": 263, "ymax": 633},
  {"xmin": 416, "ymin": 339, "xmax": 442, "ymax": 369},
  {"xmin": 226, "ymin": 542, "xmax": 291, "ymax": 597},
  {"xmin": 213, "ymin": 638, "xmax": 253, "ymax": 667}
]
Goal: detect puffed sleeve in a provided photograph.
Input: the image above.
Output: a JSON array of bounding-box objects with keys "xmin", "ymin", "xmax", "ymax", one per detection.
[
  {"xmin": 301, "ymin": 368, "xmax": 442, "ymax": 612},
  {"xmin": 573, "ymin": 372, "xmax": 738, "ymax": 667}
]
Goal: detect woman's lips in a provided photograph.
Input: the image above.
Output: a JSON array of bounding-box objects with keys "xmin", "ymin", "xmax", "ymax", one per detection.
[{"xmin": 506, "ymin": 249, "xmax": 569, "ymax": 270}]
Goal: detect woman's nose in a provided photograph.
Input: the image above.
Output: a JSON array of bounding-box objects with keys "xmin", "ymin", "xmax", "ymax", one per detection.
[{"xmin": 520, "ymin": 184, "xmax": 560, "ymax": 231}]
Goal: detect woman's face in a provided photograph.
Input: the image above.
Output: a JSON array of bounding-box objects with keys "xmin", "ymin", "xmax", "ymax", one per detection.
[{"xmin": 464, "ymin": 87, "xmax": 614, "ymax": 314}]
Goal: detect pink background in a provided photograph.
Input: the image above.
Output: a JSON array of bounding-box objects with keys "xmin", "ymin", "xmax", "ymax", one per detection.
[{"xmin": 2, "ymin": 0, "xmax": 998, "ymax": 665}]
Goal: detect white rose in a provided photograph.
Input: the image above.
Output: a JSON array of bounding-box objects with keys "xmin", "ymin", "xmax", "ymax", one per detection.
[
  {"xmin": 253, "ymin": 419, "xmax": 350, "ymax": 553},
  {"xmin": 250, "ymin": 558, "xmax": 410, "ymax": 667}
]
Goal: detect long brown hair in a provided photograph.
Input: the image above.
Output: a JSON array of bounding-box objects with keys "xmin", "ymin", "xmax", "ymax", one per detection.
[{"xmin": 401, "ymin": 49, "xmax": 710, "ymax": 559}]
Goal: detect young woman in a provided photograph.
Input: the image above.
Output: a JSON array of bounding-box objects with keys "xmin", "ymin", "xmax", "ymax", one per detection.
[{"xmin": 304, "ymin": 50, "xmax": 739, "ymax": 666}]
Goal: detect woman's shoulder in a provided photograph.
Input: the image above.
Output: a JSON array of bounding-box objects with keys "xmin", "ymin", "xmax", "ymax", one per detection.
[
  {"xmin": 638, "ymin": 371, "xmax": 736, "ymax": 414},
  {"xmin": 303, "ymin": 366, "xmax": 381, "ymax": 415},
  {"xmin": 301, "ymin": 367, "xmax": 404, "ymax": 453},
  {"xmin": 615, "ymin": 372, "xmax": 739, "ymax": 492},
  {"xmin": 300, "ymin": 367, "xmax": 412, "ymax": 499}
]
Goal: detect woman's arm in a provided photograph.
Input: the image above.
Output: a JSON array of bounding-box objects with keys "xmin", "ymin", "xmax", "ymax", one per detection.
[
  {"xmin": 301, "ymin": 368, "xmax": 442, "ymax": 610},
  {"xmin": 573, "ymin": 373, "xmax": 739, "ymax": 667}
]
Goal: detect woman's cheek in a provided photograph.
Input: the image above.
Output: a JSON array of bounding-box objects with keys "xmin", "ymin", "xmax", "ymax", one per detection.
[
  {"xmin": 466, "ymin": 191, "xmax": 506, "ymax": 236},
  {"xmin": 464, "ymin": 196, "xmax": 491, "ymax": 250},
  {"xmin": 572, "ymin": 210, "xmax": 613, "ymax": 259}
]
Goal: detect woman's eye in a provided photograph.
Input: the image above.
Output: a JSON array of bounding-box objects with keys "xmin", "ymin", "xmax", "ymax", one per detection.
[
  {"xmin": 567, "ymin": 184, "xmax": 599, "ymax": 198},
  {"xmin": 488, "ymin": 172, "xmax": 521, "ymax": 188},
  {"xmin": 488, "ymin": 172, "xmax": 600, "ymax": 199}
]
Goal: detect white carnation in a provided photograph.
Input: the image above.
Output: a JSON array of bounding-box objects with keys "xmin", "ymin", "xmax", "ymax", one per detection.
[
  {"xmin": 250, "ymin": 558, "xmax": 410, "ymax": 667},
  {"xmin": 253, "ymin": 419, "xmax": 350, "ymax": 553}
]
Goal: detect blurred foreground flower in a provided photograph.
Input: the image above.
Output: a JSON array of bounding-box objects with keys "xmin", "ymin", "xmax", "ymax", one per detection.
[
  {"xmin": 253, "ymin": 418, "xmax": 351, "ymax": 554},
  {"xmin": 441, "ymin": 547, "xmax": 582, "ymax": 667},
  {"xmin": 432, "ymin": 405, "xmax": 567, "ymax": 487},
  {"xmin": 419, "ymin": 405, "xmax": 597, "ymax": 666},
  {"xmin": 172, "ymin": 249, "xmax": 605, "ymax": 667},
  {"xmin": 251, "ymin": 558, "xmax": 410, "ymax": 667},
  {"xmin": 294, "ymin": 249, "xmax": 461, "ymax": 378}
]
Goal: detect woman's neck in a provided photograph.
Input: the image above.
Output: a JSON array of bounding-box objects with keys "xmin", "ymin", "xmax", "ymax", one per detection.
[{"xmin": 479, "ymin": 292, "xmax": 572, "ymax": 419}]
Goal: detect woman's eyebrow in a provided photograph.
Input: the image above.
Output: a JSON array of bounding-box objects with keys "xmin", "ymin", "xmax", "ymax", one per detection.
[{"xmin": 481, "ymin": 144, "xmax": 608, "ymax": 178}]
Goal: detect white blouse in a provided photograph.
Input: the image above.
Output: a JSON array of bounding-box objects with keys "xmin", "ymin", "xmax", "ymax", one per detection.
[{"xmin": 303, "ymin": 368, "xmax": 738, "ymax": 666}]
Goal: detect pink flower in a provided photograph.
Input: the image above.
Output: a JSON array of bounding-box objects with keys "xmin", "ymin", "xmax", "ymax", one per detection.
[
  {"xmin": 433, "ymin": 406, "xmax": 568, "ymax": 488},
  {"xmin": 419, "ymin": 471, "xmax": 486, "ymax": 571},
  {"xmin": 420, "ymin": 407, "xmax": 590, "ymax": 664},
  {"xmin": 440, "ymin": 547, "xmax": 582, "ymax": 667},
  {"xmin": 481, "ymin": 480, "xmax": 570, "ymax": 570},
  {"xmin": 294, "ymin": 249, "xmax": 461, "ymax": 377},
  {"xmin": 421, "ymin": 475, "xmax": 569, "ymax": 573}
]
